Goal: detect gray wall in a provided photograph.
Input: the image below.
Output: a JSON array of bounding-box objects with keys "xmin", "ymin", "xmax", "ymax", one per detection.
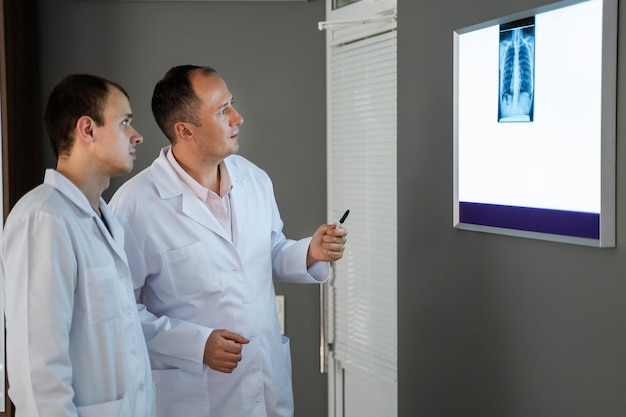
[
  {"xmin": 36, "ymin": 1, "xmax": 327, "ymax": 416},
  {"xmin": 399, "ymin": 1, "xmax": 626, "ymax": 416}
]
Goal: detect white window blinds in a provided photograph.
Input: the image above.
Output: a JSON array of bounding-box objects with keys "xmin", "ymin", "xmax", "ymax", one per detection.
[{"xmin": 327, "ymin": 28, "xmax": 397, "ymax": 386}]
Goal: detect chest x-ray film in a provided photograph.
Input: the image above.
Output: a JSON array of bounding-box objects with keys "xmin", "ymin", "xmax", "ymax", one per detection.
[
  {"xmin": 453, "ymin": 0, "xmax": 617, "ymax": 247},
  {"xmin": 498, "ymin": 17, "xmax": 535, "ymax": 123}
]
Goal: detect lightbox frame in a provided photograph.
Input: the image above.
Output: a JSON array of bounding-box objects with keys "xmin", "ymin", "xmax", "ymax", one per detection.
[{"xmin": 452, "ymin": 0, "xmax": 617, "ymax": 247}]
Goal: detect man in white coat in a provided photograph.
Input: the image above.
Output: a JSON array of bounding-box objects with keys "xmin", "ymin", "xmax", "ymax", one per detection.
[
  {"xmin": 109, "ymin": 65, "xmax": 348, "ymax": 417},
  {"xmin": 2, "ymin": 74, "xmax": 155, "ymax": 417}
]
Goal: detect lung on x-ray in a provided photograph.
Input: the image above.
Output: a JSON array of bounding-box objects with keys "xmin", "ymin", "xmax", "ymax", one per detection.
[{"xmin": 498, "ymin": 17, "xmax": 535, "ymax": 123}]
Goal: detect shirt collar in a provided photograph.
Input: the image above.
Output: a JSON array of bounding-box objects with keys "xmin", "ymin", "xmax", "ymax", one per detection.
[{"xmin": 165, "ymin": 146, "xmax": 233, "ymax": 200}]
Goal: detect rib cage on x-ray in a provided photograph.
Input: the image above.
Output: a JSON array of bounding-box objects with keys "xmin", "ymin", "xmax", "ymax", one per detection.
[
  {"xmin": 499, "ymin": 18, "xmax": 535, "ymax": 122},
  {"xmin": 502, "ymin": 33, "xmax": 533, "ymax": 99}
]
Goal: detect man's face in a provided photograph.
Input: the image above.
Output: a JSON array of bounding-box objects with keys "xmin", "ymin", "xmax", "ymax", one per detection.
[
  {"xmin": 187, "ymin": 73, "xmax": 244, "ymax": 163},
  {"xmin": 94, "ymin": 87, "xmax": 143, "ymax": 176}
]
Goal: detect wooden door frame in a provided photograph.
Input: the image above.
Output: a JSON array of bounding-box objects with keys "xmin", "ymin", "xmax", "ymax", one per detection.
[{"xmin": 2, "ymin": 0, "xmax": 42, "ymax": 220}]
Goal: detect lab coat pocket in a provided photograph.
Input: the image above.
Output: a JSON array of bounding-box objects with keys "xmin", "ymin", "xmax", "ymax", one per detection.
[
  {"xmin": 164, "ymin": 241, "xmax": 223, "ymax": 298},
  {"xmin": 281, "ymin": 335, "xmax": 293, "ymax": 385},
  {"xmin": 76, "ymin": 397, "xmax": 123, "ymax": 417},
  {"xmin": 280, "ymin": 335, "xmax": 295, "ymax": 411},
  {"xmin": 83, "ymin": 264, "xmax": 122, "ymax": 323},
  {"xmin": 153, "ymin": 368, "xmax": 210, "ymax": 416}
]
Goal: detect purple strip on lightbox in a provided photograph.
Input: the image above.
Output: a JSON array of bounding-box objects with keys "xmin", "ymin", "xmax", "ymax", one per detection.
[{"xmin": 459, "ymin": 202, "xmax": 600, "ymax": 240}]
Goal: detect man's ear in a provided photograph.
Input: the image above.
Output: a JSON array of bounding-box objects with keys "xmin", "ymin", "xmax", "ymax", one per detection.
[
  {"xmin": 75, "ymin": 115, "xmax": 96, "ymax": 144},
  {"xmin": 174, "ymin": 122, "xmax": 193, "ymax": 141}
]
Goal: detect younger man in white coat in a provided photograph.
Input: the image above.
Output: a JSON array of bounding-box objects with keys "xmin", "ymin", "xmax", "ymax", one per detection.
[
  {"xmin": 110, "ymin": 65, "xmax": 348, "ymax": 417},
  {"xmin": 2, "ymin": 74, "xmax": 155, "ymax": 417}
]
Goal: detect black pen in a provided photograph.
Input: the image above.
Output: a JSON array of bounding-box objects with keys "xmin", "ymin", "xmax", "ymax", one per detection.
[{"xmin": 336, "ymin": 209, "xmax": 350, "ymax": 228}]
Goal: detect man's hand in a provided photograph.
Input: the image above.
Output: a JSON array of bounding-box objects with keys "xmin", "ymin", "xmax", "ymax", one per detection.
[
  {"xmin": 307, "ymin": 223, "xmax": 348, "ymax": 267},
  {"xmin": 203, "ymin": 329, "xmax": 250, "ymax": 373}
]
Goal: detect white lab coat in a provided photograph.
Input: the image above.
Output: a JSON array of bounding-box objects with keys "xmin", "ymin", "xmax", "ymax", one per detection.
[
  {"xmin": 2, "ymin": 170, "xmax": 155, "ymax": 417},
  {"xmin": 109, "ymin": 147, "xmax": 329, "ymax": 417}
]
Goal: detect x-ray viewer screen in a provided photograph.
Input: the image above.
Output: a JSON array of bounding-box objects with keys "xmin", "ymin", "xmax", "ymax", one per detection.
[{"xmin": 454, "ymin": 0, "xmax": 614, "ymax": 244}]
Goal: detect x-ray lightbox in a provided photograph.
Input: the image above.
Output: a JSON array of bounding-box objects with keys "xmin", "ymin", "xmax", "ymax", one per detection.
[{"xmin": 453, "ymin": 0, "xmax": 617, "ymax": 247}]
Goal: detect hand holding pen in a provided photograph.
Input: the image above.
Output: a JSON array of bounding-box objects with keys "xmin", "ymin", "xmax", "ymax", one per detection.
[{"xmin": 306, "ymin": 209, "xmax": 349, "ymax": 266}]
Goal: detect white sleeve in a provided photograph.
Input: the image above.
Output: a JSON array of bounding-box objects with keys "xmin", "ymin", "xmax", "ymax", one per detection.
[{"xmin": 3, "ymin": 212, "xmax": 79, "ymax": 417}]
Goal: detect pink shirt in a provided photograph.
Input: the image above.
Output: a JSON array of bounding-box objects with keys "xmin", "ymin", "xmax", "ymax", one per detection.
[{"xmin": 166, "ymin": 148, "xmax": 234, "ymax": 240}]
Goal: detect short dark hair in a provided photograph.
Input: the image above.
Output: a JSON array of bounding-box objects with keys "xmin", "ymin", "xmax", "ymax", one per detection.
[
  {"xmin": 151, "ymin": 65, "xmax": 218, "ymax": 143},
  {"xmin": 44, "ymin": 74, "xmax": 129, "ymax": 158}
]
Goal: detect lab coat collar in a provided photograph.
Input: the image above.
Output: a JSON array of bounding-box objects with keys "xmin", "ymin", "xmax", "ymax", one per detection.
[
  {"xmin": 151, "ymin": 147, "xmax": 240, "ymax": 245},
  {"xmin": 43, "ymin": 169, "xmax": 129, "ymax": 263}
]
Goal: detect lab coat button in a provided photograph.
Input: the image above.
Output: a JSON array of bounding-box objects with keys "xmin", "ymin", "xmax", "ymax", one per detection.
[{"xmin": 139, "ymin": 383, "xmax": 145, "ymax": 391}]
